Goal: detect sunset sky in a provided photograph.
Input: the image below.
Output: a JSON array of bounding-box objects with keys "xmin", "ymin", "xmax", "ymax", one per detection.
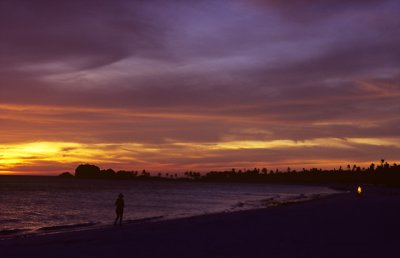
[{"xmin": 1, "ymin": 0, "xmax": 399, "ymax": 175}]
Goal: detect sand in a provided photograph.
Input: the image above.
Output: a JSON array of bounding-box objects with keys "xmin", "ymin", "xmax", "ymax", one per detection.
[{"xmin": 1, "ymin": 185, "xmax": 399, "ymax": 258}]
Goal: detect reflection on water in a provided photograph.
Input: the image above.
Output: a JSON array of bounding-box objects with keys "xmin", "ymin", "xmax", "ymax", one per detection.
[{"xmin": 0, "ymin": 176, "xmax": 338, "ymax": 238}]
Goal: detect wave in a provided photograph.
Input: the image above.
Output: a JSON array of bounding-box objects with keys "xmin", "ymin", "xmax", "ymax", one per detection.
[
  {"xmin": 230, "ymin": 192, "xmax": 338, "ymax": 211},
  {"xmin": 124, "ymin": 216, "xmax": 164, "ymax": 224},
  {"xmin": 0, "ymin": 223, "xmax": 98, "ymax": 240},
  {"xmin": 37, "ymin": 222, "xmax": 97, "ymax": 232},
  {"xmin": 1, "ymin": 218, "xmax": 164, "ymax": 240},
  {"xmin": 0, "ymin": 228, "xmax": 30, "ymax": 236}
]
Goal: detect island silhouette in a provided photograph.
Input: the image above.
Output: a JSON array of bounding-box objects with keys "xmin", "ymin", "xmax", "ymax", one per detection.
[{"xmin": 59, "ymin": 159, "xmax": 400, "ymax": 186}]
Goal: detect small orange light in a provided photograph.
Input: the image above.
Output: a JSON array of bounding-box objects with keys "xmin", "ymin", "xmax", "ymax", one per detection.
[{"xmin": 357, "ymin": 186, "xmax": 362, "ymax": 195}]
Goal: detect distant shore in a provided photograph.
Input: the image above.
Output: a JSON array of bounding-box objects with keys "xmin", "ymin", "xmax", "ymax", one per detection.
[
  {"xmin": 56, "ymin": 161, "xmax": 400, "ymax": 187},
  {"xmin": 1, "ymin": 185, "xmax": 399, "ymax": 258}
]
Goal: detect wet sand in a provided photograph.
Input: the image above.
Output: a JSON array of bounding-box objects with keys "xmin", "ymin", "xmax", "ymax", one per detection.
[{"xmin": 1, "ymin": 185, "xmax": 399, "ymax": 258}]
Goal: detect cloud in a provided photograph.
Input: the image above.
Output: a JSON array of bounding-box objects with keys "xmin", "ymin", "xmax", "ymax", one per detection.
[
  {"xmin": 0, "ymin": 0, "xmax": 399, "ymax": 174},
  {"xmin": 249, "ymin": 0, "xmax": 387, "ymax": 23},
  {"xmin": 0, "ymin": 0, "xmax": 169, "ymax": 71}
]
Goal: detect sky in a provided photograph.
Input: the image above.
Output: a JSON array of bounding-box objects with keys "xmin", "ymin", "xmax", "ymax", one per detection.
[{"xmin": 1, "ymin": 0, "xmax": 400, "ymax": 175}]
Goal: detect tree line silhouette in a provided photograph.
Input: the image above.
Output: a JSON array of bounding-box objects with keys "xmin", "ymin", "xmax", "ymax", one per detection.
[{"xmin": 59, "ymin": 159, "xmax": 400, "ymax": 186}]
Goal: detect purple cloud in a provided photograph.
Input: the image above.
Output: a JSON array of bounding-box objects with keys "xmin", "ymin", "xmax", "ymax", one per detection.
[{"xmin": 0, "ymin": 0, "xmax": 399, "ymax": 174}]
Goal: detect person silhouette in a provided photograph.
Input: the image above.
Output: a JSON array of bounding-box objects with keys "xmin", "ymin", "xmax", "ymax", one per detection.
[{"xmin": 114, "ymin": 193, "xmax": 125, "ymax": 226}]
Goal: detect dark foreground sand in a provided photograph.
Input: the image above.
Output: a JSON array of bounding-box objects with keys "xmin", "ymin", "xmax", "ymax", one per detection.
[{"xmin": 1, "ymin": 185, "xmax": 400, "ymax": 258}]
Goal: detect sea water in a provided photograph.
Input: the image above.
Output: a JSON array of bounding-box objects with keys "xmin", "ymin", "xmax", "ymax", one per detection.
[{"xmin": 0, "ymin": 176, "xmax": 339, "ymax": 238}]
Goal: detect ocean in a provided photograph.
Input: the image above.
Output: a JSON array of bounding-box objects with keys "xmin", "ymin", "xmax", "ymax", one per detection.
[{"xmin": 0, "ymin": 176, "xmax": 339, "ymax": 239}]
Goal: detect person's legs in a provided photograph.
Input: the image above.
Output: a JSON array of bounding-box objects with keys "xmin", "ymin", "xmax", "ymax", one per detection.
[
  {"xmin": 118, "ymin": 212, "xmax": 123, "ymax": 225},
  {"xmin": 114, "ymin": 212, "xmax": 120, "ymax": 226}
]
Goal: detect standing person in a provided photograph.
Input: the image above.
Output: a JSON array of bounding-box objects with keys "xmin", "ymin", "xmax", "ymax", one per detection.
[{"xmin": 114, "ymin": 193, "xmax": 124, "ymax": 226}]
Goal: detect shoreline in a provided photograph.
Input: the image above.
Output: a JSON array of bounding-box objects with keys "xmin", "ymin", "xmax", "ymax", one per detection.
[
  {"xmin": 0, "ymin": 187, "xmax": 343, "ymax": 241},
  {"xmin": 0, "ymin": 190, "xmax": 347, "ymax": 241},
  {"xmin": 2, "ymin": 185, "xmax": 399, "ymax": 257}
]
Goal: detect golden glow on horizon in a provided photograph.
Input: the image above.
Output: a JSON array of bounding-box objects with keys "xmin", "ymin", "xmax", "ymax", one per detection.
[
  {"xmin": 1, "ymin": 97, "xmax": 399, "ymax": 174},
  {"xmin": 0, "ymin": 142, "xmax": 79, "ymax": 170},
  {"xmin": 1, "ymin": 136, "xmax": 399, "ymax": 174},
  {"xmin": 0, "ymin": 142, "xmax": 144, "ymax": 172}
]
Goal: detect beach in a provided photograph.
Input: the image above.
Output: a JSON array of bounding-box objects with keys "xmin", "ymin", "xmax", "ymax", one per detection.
[{"xmin": 1, "ymin": 185, "xmax": 399, "ymax": 258}]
